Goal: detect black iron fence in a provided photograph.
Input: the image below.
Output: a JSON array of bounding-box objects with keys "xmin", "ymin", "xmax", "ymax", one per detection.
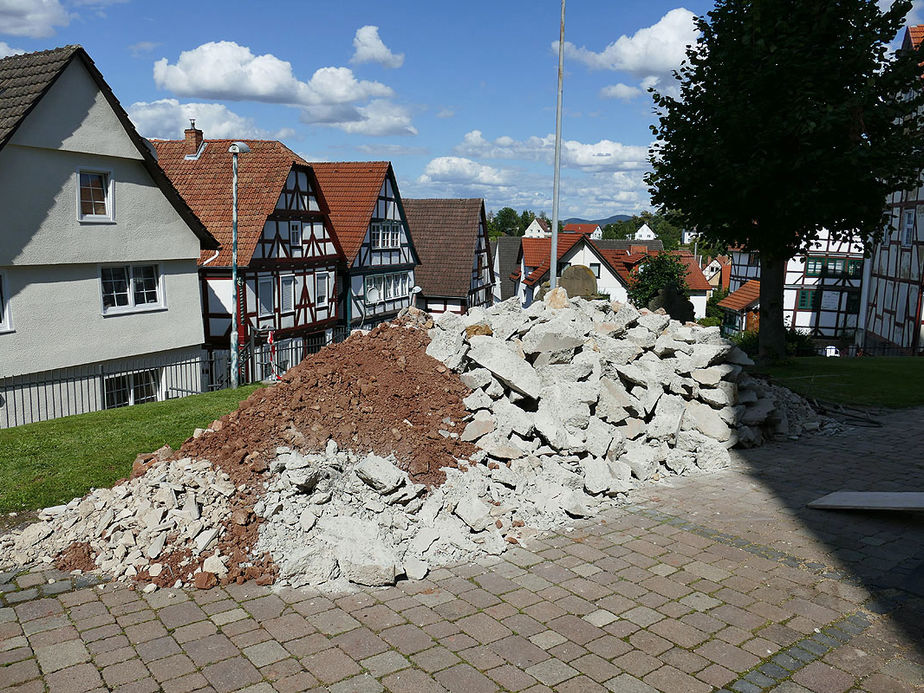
[{"xmin": 0, "ymin": 327, "xmax": 351, "ymax": 429}]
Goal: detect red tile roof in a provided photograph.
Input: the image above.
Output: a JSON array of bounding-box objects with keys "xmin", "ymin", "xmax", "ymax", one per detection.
[
  {"xmin": 403, "ymin": 198, "xmax": 490, "ymax": 299},
  {"xmin": 908, "ymin": 25, "xmax": 924, "ymax": 50},
  {"xmin": 311, "ymin": 161, "xmax": 392, "ymax": 264},
  {"xmin": 719, "ymin": 279, "xmax": 761, "ymax": 312},
  {"xmin": 563, "ymin": 223, "xmax": 599, "ymax": 235},
  {"xmin": 520, "ymin": 235, "xmax": 585, "ymax": 286},
  {"xmin": 591, "ymin": 246, "xmax": 712, "ymax": 292},
  {"xmin": 151, "ymin": 138, "xmax": 310, "ymax": 266}
]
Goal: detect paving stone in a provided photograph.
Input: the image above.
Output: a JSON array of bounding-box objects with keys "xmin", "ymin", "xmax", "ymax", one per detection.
[
  {"xmin": 243, "ymin": 639, "xmax": 289, "ymax": 667},
  {"xmin": 44, "ymin": 661, "xmax": 103, "ymax": 692},
  {"xmin": 526, "ymin": 657, "xmax": 579, "ymax": 686},
  {"xmin": 182, "ymin": 633, "xmax": 239, "ymax": 667},
  {"xmin": 361, "ymin": 649, "xmax": 411, "ymax": 678},
  {"xmin": 791, "ymin": 660, "xmax": 856, "ymax": 693},
  {"xmin": 101, "ymin": 658, "xmax": 149, "ymax": 687},
  {"xmin": 329, "ymin": 673, "xmax": 385, "ymax": 693},
  {"xmin": 201, "ymin": 655, "xmax": 262, "ymax": 693},
  {"xmin": 35, "ymin": 639, "xmax": 90, "ymax": 673},
  {"xmin": 604, "ymin": 672, "xmax": 658, "ymax": 692}
]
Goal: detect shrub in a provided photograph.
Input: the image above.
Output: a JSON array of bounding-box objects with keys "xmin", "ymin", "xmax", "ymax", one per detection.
[{"xmin": 697, "ymin": 316, "xmax": 721, "ymax": 327}]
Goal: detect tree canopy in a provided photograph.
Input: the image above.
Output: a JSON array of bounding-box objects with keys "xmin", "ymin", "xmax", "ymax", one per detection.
[
  {"xmin": 647, "ymin": 0, "xmax": 924, "ymax": 360},
  {"xmin": 626, "ymin": 253, "xmax": 689, "ymax": 309},
  {"xmin": 601, "ymin": 210, "xmax": 684, "ymax": 249}
]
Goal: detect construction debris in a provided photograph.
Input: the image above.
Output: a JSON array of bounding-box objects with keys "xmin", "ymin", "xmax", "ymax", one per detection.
[{"xmin": 0, "ymin": 290, "xmax": 835, "ymax": 591}]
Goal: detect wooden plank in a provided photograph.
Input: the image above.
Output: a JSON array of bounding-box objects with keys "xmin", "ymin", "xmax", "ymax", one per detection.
[{"xmin": 808, "ymin": 491, "xmax": 924, "ymax": 511}]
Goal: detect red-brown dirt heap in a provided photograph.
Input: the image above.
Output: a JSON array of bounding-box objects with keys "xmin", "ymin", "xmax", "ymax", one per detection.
[{"xmin": 181, "ymin": 322, "xmax": 475, "ymax": 487}]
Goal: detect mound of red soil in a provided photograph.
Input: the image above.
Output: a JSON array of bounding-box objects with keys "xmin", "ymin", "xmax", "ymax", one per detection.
[
  {"xmin": 181, "ymin": 321, "xmax": 474, "ymax": 486},
  {"xmin": 151, "ymin": 321, "xmax": 474, "ymax": 588},
  {"xmin": 56, "ymin": 542, "xmax": 96, "ymax": 572}
]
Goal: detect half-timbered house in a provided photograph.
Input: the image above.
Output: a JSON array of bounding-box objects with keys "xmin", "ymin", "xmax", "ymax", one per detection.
[
  {"xmin": 152, "ymin": 129, "xmax": 343, "ymax": 373},
  {"xmin": 859, "ymin": 25, "xmax": 924, "ymax": 353},
  {"xmin": 311, "ymin": 162, "xmax": 419, "ymax": 328},
  {"xmin": 727, "ymin": 232, "xmax": 864, "ymax": 338},
  {"xmin": 402, "ymin": 198, "xmax": 494, "ymax": 315}
]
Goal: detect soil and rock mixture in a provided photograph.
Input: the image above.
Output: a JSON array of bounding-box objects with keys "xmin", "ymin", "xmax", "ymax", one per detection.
[{"xmin": 0, "ymin": 294, "xmax": 839, "ymax": 593}]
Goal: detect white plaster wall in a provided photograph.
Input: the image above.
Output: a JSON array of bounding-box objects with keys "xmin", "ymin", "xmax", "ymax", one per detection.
[
  {"xmin": 1, "ymin": 60, "xmax": 201, "ymax": 267},
  {"xmin": 691, "ymin": 293, "xmax": 707, "ymax": 319},
  {"xmin": 560, "ymin": 245, "xmax": 628, "ymax": 302},
  {"xmin": 0, "ymin": 260, "xmax": 204, "ymax": 376}
]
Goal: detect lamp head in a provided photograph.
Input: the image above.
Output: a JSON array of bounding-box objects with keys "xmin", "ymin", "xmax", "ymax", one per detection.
[{"xmin": 228, "ymin": 142, "xmax": 251, "ymax": 154}]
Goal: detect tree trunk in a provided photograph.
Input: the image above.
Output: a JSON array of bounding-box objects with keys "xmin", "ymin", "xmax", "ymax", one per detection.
[{"xmin": 758, "ymin": 254, "xmax": 787, "ymax": 364}]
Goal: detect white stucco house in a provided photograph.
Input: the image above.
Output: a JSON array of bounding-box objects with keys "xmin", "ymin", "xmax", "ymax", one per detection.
[
  {"xmin": 523, "ymin": 217, "xmax": 551, "ymax": 238},
  {"xmin": 0, "ymin": 46, "xmax": 217, "ymax": 427},
  {"xmin": 633, "ymin": 223, "xmax": 657, "ymax": 241}
]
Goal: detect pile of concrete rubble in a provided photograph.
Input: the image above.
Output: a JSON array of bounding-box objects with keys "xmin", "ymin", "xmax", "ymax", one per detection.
[
  {"xmin": 0, "ymin": 290, "xmax": 832, "ymax": 591},
  {"xmin": 1, "ymin": 458, "xmax": 235, "ymax": 589}
]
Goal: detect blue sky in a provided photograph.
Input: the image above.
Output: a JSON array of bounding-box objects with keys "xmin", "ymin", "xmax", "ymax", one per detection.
[{"xmin": 0, "ymin": 0, "xmax": 914, "ymax": 219}]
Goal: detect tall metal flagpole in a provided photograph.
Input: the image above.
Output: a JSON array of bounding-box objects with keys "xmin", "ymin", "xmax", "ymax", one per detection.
[
  {"xmin": 228, "ymin": 141, "xmax": 251, "ymax": 388},
  {"xmin": 549, "ymin": 0, "xmax": 566, "ymax": 289}
]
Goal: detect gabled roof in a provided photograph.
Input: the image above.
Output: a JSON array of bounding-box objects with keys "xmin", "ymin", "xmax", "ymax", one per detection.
[
  {"xmin": 520, "ymin": 234, "xmax": 588, "ymax": 287},
  {"xmin": 906, "ymin": 25, "xmax": 924, "ymax": 50},
  {"xmin": 0, "ymin": 46, "xmax": 215, "ymax": 250},
  {"xmin": 563, "ymin": 223, "xmax": 600, "ymax": 235},
  {"xmin": 534, "ymin": 217, "xmax": 550, "ymax": 232},
  {"xmin": 494, "ymin": 236, "xmax": 521, "ymax": 300},
  {"xmin": 150, "ymin": 138, "xmax": 326, "ymax": 266},
  {"xmin": 403, "ymin": 198, "xmax": 491, "ymax": 299},
  {"xmin": 310, "ymin": 161, "xmax": 393, "ymax": 264},
  {"xmin": 719, "ymin": 279, "xmax": 761, "ymax": 312},
  {"xmin": 592, "ymin": 238, "xmax": 663, "ymax": 252}
]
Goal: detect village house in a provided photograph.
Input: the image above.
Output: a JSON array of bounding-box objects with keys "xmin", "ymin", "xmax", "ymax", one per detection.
[
  {"xmin": 563, "ymin": 222, "xmax": 603, "ymax": 239},
  {"xmin": 151, "ymin": 127, "xmax": 343, "ymax": 380},
  {"xmin": 702, "ymin": 255, "xmax": 731, "ymax": 292},
  {"xmin": 725, "ymin": 232, "xmax": 864, "ymax": 339},
  {"xmin": 632, "ymin": 223, "xmax": 658, "ymax": 241},
  {"xmin": 0, "ymin": 46, "xmax": 217, "ymax": 427},
  {"xmin": 511, "ymin": 236, "xmax": 709, "ymax": 317},
  {"xmin": 493, "ymin": 236, "xmax": 522, "ymax": 302},
  {"xmin": 402, "ymin": 198, "xmax": 494, "ymax": 314},
  {"xmin": 858, "ymin": 25, "xmax": 924, "ymax": 354},
  {"xmin": 311, "ymin": 162, "xmax": 419, "ymax": 329},
  {"xmin": 523, "ymin": 217, "xmax": 551, "ymax": 238}
]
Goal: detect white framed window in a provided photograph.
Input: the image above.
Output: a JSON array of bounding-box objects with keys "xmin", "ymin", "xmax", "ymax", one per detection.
[
  {"xmin": 100, "ymin": 265, "xmax": 162, "ymax": 314},
  {"xmin": 590, "ymin": 263, "xmax": 601, "ymax": 279},
  {"xmin": 290, "ymin": 221, "xmax": 302, "ymax": 247},
  {"xmin": 104, "ymin": 370, "xmax": 160, "ymax": 409},
  {"xmin": 258, "ymin": 276, "xmax": 274, "ymax": 317},
  {"xmin": 280, "ymin": 275, "xmax": 295, "ymax": 313},
  {"xmin": 0, "ymin": 272, "xmax": 11, "ymax": 333},
  {"xmin": 365, "ymin": 272, "xmax": 409, "ymax": 305},
  {"xmin": 903, "ymin": 210, "xmax": 914, "ymax": 247},
  {"xmin": 370, "ymin": 223, "xmax": 401, "ymax": 250},
  {"xmin": 78, "ymin": 169, "xmax": 113, "ymax": 222},
  {"xmin": 315, "ymin": 272, "xmax": 328, "ymax": 306}
]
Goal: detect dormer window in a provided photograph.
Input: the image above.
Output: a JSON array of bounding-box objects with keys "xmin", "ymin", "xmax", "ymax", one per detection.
[{"xmin": 78, "ymin": 170, "xmax": 113, "ymax": 222}]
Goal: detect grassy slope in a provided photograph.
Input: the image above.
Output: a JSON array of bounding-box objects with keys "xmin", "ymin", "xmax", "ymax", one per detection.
[
  {"xmin": 0, "ymin": 385, "xmax": 261, "ymax": 513},
  {"xmin": 759, "ymin": 357, "xmax": 924, "ymax": 409}
]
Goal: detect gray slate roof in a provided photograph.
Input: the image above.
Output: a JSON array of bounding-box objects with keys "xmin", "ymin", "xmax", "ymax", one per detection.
[
  {"xmin": 592, "ymin": 239, "xmax": 664, "ymax": 252},
  {"xmin": 0, "ymin": 45, "xmax": 79, "ymax": 148},
  {"xmin": 493, "ymin": 236, "xmax": 522, "ymax": 301}
]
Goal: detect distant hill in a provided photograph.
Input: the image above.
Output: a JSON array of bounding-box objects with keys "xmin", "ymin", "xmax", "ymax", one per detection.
[{"xmin": 563, "ymin": 214, "xmax": 632, "ymax": 226}]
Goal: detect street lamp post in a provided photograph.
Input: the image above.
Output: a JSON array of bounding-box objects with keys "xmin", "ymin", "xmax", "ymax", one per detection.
[
  {"xmin": 228, "ymin": 141, "xmax": 250, "ymax": 389},
  {"xmin": 550, "ymin": 0, "xmax": 566, "ymax": 289}
]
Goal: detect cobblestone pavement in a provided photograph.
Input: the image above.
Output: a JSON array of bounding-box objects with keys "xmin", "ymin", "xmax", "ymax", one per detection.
[{"xmin": 1, "ymin": 410, "xmax": 923, "ymax": 692}]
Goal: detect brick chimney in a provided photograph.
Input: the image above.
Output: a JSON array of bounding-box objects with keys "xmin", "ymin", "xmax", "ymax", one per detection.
[
  {"xmin": 184, "ymin": 119, "xmax": 203, "ymax": 156},
  {"xmin": 630, "ymin": 244, "xmax": 647, "ymax": 255}
]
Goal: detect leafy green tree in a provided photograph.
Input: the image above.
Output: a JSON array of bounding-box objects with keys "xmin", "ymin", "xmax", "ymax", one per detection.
[
  {"xmin": 626, "ymin": 253, "xmax": 689, "ymax": 308},
  {"xmin": 706, "ymin": 288, "xmax": 729, "ymax": 320},
  {"xmin": 489, "ymin": 207, "xmax": 521, "ymax": 236},
  {"xmin": 647, "ymin": 0, "xmax": 924, "ymax": 362},
  {"xmin": 602, "ymin": 220, "xmax": 633, "ymax": 239},
  {"xmin": 519, "ymin": 210, "xmax": 535, "ymax": 235}
]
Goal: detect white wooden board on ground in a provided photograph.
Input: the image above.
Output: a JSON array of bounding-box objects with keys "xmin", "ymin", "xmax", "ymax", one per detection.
[{"xmin": 808, "ymin": 491, "xmax": 924, "ymax": 511}]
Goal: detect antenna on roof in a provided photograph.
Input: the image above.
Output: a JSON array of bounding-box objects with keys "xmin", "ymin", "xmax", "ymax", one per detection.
[{"xmin": 189, "ymin": 118, "xmax": 196, "ymax": 129}]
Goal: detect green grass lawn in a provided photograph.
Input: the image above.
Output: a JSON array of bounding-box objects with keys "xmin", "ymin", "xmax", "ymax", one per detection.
[
  {"xmin": 758, "ymin": 356, "xmax": 924, "ymax": 409},
  {"xmin": 0, "ymin": 385, "xmax": 261, "ymax": 514}
]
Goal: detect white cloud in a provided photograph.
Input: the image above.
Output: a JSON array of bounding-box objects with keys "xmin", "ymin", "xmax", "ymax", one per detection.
[
  {"xmin": 0, "ymin": 0, "xmax": 70, "ymax": 37},
  {"xmin": 351, "ymin": 25, "xmax": 404, "ymax": 68},
  {"xmin": 455, "ymin": 130, "xmax": 649, "ymax": 171},
  {"xmin": 0, "ymin": 41, "xmax": 25, "ymax": 57},
  {"xmin": 436, "ymin": 108, "xmax": 455, "ymax": 118},
  {"xmin": 153, "ymin": 41, "xmax": 393, "ymax": 106},
  {"xmin": 301, "ymin": 99, "xmax": 417, "ymax": 136},
  {"xmin": 129, "ymin": 41, "xmax": 159, "ymax": 58},
  {"xmin": 417, "ymin": 157, "xmax": 512, "ymax": 187},
  {"xmin": 128, "ymin": 98, "xmax": 287, "ymax": 140},
  {"xmin": 557, "ymin": 8, "xmax": 696, "ymax": 95},
  {"xmin": 600, "ymin": 83, "xmax": 643, "ymax": 100}
]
